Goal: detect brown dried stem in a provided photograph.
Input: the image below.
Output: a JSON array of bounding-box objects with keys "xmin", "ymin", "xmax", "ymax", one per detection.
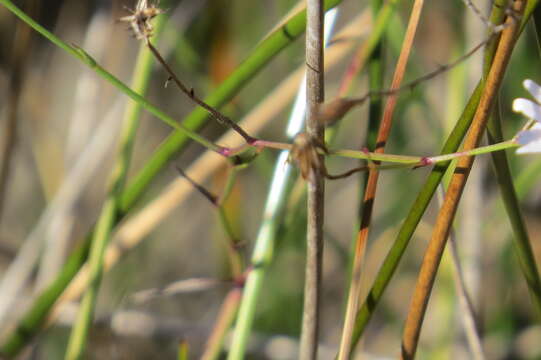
[
  {"xmin": 400, "ymin": 2, "xmax": 525, "ymax": 359},
  {"xmin": 299, "ymin": 0, "xmax": 325, "ymax": 359}
]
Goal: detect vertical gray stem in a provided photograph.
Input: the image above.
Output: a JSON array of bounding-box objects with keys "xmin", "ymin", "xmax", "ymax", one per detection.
[{"xmin": 300, "ymin": 1, "xmax": 325, "ymax": 359}]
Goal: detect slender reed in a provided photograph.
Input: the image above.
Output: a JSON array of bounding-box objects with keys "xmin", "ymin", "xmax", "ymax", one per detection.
[{"xmin": 300, "ymin": 1, "xmax": 325, "ymax": 359}]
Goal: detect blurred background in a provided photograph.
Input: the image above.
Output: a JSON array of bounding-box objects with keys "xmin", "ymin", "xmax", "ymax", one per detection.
[{"xmin": 0, "ymin": 0, "xmax": 541, "ymax": 358}]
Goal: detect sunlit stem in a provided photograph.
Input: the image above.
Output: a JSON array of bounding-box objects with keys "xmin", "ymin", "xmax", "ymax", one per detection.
[{"xmin": 221, "ymin": 139, "xmax": 520, "ymax": 168}]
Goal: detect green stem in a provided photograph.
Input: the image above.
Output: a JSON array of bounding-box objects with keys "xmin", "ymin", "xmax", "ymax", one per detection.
[
  {"xmin": 256, "ymin": 139, "xmax": 520, "ymax": 165},
  {"xmin": 64, "ymin": 200, "xmax": 115, "ymax": 360}
]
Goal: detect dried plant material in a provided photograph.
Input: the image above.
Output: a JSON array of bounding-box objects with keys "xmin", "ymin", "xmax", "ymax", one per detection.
[
  {"xmin": 120, "ymin": 0, "xmax": 163, "ymax": 41},
  {"xmin": 317, "ymin": 97, "xmax": 358, "ymax": 127},
  {"xmin": 290, "ymin": 132, "xmax": 327, "ymax": 180}
]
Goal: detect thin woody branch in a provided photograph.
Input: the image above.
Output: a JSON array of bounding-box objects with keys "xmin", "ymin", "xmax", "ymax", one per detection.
[
  {"xmin": 146, "ymin": 42, "xmax": 257, "ymax": 144},
  {"xmin": 300, "ymin": 0, "xmax": 325, "ymax": 359}
]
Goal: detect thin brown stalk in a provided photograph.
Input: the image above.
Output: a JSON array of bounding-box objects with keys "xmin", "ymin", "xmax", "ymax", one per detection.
[
  {"xmin": 300, "ymin": 0, "xmax": 325, "ymax": 359},
  {"xmin": 400, "ymin": 2, "xmax": 525, "ymax": 359},
  {"xmin": 337, "ymin": 1, "xmax": 425, "ymax": 358}
]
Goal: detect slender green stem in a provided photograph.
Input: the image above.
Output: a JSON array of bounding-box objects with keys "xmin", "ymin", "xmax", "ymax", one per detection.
[
  {"xmin": 64, "ymin": 200, "xmax": 115, "ymax": 360},
  {"xmin": 425, "ymin": 140, "xmax": 518, "ymax": 164},
  {"xmin": 256, "ymin": 139, "xmax": 520, "ymax": 165}
]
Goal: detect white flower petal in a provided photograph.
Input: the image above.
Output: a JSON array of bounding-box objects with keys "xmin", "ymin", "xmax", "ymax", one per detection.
[
  {"xmin": 516, "ymin": 127, "xmax": 541, "ymax": 154},
  {"xmin": 512, "ymin": 98, "xmax": 541, "ymax": 122},
  {"xmin": 524, "ymin": 79, "xmax": 541, "ymax": 104}
]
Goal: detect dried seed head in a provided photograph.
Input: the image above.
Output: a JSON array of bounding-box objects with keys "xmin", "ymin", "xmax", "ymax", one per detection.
[
  {"xmin": 120, "ymin": 0, "xmax": 164, "ymax": 40},
  {"xmin": 290, "ymin": 132, "xmax": 327, "ymax": 179}
]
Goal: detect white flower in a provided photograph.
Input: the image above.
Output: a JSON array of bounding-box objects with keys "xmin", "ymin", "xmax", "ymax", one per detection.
[{"xmin": 513, "ymin": 79, "xmax": 541, "ymax": 154}]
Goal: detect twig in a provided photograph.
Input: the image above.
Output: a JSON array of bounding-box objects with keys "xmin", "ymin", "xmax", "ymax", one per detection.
[
  {"xmin": 400, "ymin": 2, "xmax": 525, "ymax": 358},
  {"xmin": 306, "ymin": 32, "xmax": 497, "ymax": 129},
  {"xmin": 146, "ymin": 42, "xmax": 257, "ymax": 145},
  {"xmin": 299, "ymin": 1, "xmax": 325, "ymax": 359},
  {"xmin": 349, "ymin": 34, "xmax": 496, "ymax": 105}
]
